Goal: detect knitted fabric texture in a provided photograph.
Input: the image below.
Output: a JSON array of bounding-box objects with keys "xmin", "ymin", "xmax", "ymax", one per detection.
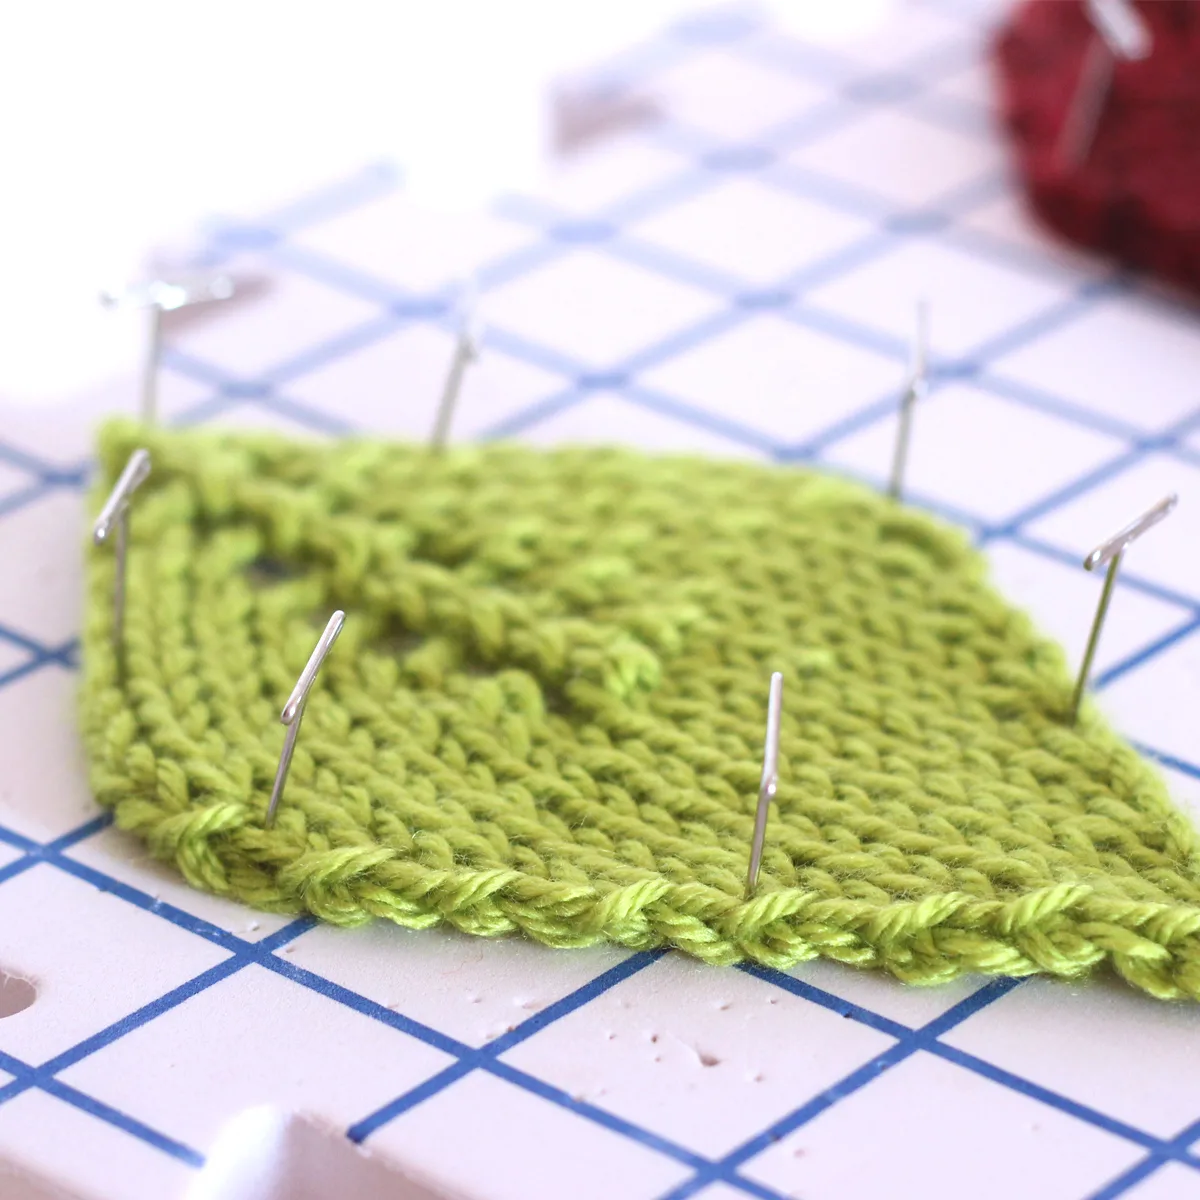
[{"xmin": 81, "ymin": 421, "xmax": 1200, "ymax": 1002}]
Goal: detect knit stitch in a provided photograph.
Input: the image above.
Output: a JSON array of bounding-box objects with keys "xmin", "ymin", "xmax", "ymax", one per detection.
[{"xmin": 81, "ymin": 420, "xmax": 1200, "ymax": 1002}]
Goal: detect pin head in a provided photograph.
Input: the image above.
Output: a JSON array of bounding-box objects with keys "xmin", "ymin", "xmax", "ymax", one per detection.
[
  {"xmin": 99, "ymin": 273, "xmax": 237, "ymax": 313},
  {"xmin": 1086, "ymin": 0, "xmax": 1152, "ymax": 61},
  {"xmin": 280, "ymin": 611, "xmax": 346, "ymax": 724},
  {"xmin": 457, "ymin": 279, "xmax": 484, "ymax": 360},
  {"xmin": 93, "ymin": 449, "xmax": 152, "ymax": 544},
  {"xmin": 1083, "ymin": 493, "xmax": 1177, "ymax": 572},
  {"xmin": 462, "ymin": 310, "xmax": 485, "ymax": 361}
]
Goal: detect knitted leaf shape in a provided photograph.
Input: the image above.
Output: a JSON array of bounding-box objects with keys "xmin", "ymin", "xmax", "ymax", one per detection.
[{"xmin": 81, "ymin": 421, "xmax": 1200, "ymax": 1002}]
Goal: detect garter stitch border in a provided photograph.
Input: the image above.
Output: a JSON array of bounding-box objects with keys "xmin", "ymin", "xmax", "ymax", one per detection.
[{"xmin": 80, "ymin": 421, "xmax": 1200, "ymax": 1002}]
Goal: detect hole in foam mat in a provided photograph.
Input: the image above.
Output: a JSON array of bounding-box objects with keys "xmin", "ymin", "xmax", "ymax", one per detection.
[{"xmin": 0, "ymin": 971, "xmax": 37, "ymax": 1018}]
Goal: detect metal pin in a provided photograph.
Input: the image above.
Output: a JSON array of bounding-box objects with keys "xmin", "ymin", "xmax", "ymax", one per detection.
[
  {"xmin": 92, "ymin": 449, "xmax": 152, "ymax": 673},
  {"xmin": 100, "ymin": 273, "xmax": 236, "ymax": 425},
  {"xmin": 1058, "ymin": 0, "xmax": 1151, "ymax": 168},
  {"xmin": 265, "ymin": 611, "xmax": 346, "ymax": 827},
  {"xmin": 745, "ymin": 672, "xmax": 784, "ymax": 899},
  {"xmin": 429, "ymin": 285, "xmax": 483, "ymax": 454},
  {"xmin": 1070, "ymin": 494, "xmax": 1177, "ymax": 721},
  {"xmin": 887, "ymin": 299, "xmax": 929, "ymax": 503}
]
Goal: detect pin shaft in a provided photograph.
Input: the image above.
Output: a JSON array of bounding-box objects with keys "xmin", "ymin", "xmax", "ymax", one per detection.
[
  {"xmin": 1057, "ymin": 35, "xmax": 1114, "ymax": 169},
  {"xmin": 93, "ymin": 448, "xmax": 152, "ymax": 677},
  {"xmin": 887, "ymin": 300, "xmax": 928, "ymax": 503},
  {"xmin": 430, "ymin": 342, "xmax": 473, "ymax": 454},
  {"xmin": 430, "ymin": 290, "xmax": 482, "ymax": 454},
  {"xmin": 1058, "ymin": 0, "xmax": 1152, "ymax": 168},
  {"xmin": 266, "ymin": 611, "xmax": 346, "ymax": 827},
  {"xmin": 746, "ymin": 672, "xmax": 783, "ymax": 899},
  {"xmin": 1070, "ymin": 494, "xmax": 1177, "ymax": 721},
  {"xmin": 1070, "ymin": 551, "xmax": 1120, "ymax": 722},
  {"xmin": 100, "ymin": 273, "xmax": 235, "ymax": 427},
  {"xmin": 112, "ymin": 516, "xmax": 129, "ymax": 660}
]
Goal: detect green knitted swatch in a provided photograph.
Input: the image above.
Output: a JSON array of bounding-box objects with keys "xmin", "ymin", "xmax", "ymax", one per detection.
[{"xmin": 81, "ymin": 420, "xmax": 1200, "ymax": 1002}]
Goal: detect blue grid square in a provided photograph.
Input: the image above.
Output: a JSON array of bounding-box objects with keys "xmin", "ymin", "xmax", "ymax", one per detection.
[
  {"xmin": 286, "ymin": 320, "xmax": 568, "ymax": 444},
  {"xmin": 498, "ymin": 954, "xmax": 891, "ymax": 1159},
  {"xmin": 518, "ymin": 391, "xmax": 765, "ymax": 457},
  {"xmin": 651, "ymin": 46, "xmax": 828, "ymax": 142},
  {"xmin": 0, "ymin": 1089, "xmax": 195, "ymax": 1200},
  {"xmin": 1100, "ymin": 629, "xmax": 1200, "ymax": 770},
  {"xmin": 481, "ymin": 248, "xmax": 720, "ymax": 369},
  {"xmin": 0, "ymin": 488, "xmax": 85, "ymax": 648},
  {"xmin": 639, "ymin": 313, "xmax": 901, "ymax": 448},
  {"xmin": 820, "ymin": 380, "xmax": 1127, "ymax": 523},
  {"xmin": 285, "ymin": 921, "xmax": 630, "ymax": 1049},
  {"xmin": 627, "ymin": 177, "xmax": 876, "ymax": 285},
  {"xmin": 0, "ymin": 864, "xmax": 228, "ymax": 1064},
  {"xmin": 58, "ymin": 962, "xmax": 455, "ymax": 1154},
  {"xmin": 942, "ymin": 979, "xmax": 1200, "ymax": 1142},
  {"xmin": 785, "ymin": 106, "xmax": 1000, "ymax": 210},
  {"xmin": 803, "ymin": 237, "xmax": 1080, "ymax": 364},
  {"xmin": 989, "ymin": 295, "xmax": 1200, "ymax": 434},
  {"xmin": 368, "ymin": 1069, "xmax": 695, "ymax": 1200},
  {"xmin": 984, "ymin": 541, "xmax": 1193, "ymax": 685},
  {"xmin": 0, "ymin": 668, "xmax": 97, "ymax": 841},
  {"xmin": 740, "ymin": 1052, "xmax": 1145, "ymax": 1200}
]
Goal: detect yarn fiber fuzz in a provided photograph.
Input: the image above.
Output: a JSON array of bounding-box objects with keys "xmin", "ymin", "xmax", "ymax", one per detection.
[{"xmin": 82, "ymin": 421, "xmax": 1200, "ymax": 1002}]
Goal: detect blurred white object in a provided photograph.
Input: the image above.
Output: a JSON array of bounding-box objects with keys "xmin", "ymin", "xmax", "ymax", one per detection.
[{"xmin": 188, "ymin": 1107, "xmax": 455, "ymax": 1200}]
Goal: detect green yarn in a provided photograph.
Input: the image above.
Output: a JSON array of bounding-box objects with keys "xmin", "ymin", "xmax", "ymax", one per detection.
[{"xmin": 81, "ymin": 420, "xmax": 1200, "ymax": 1002}]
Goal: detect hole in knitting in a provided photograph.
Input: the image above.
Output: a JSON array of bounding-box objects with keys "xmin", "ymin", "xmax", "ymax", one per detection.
[
  {"xmin": 375, "ymin": 630, "xmax": 428, "ymax": 659},
  {"xmin": 0, "ymin": 971, "xmax": 36, "ymax": 1018},
  {"xmin": 245, "ymin": 557, "xmax": 300, "ymax": 589}
]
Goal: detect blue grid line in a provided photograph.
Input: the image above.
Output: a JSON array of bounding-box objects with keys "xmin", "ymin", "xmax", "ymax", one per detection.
[
  {"xmin": 1092, "ymin": 613, "xmax": 1200, "ymax": 693},
  {"xmin": 477, "ymin": 385, "xmax": 587, "ymax": 442},
  {"xmin": 655, "ymin": 973, "xmax": 1022, "ymax": 1199},
  {"xmin": 1088, "ymin": 1116, "xmax": 1200, "ymax": 1200},
  {"xmin": 197, "ymin": 161, "xmax": 400, "ymax": 265},
  {"xmin": 620, "ymin": 383, "xmax": 780, "ymax": 455},
  {"xmin": 658, "ymin": 965, "xmax": 1200, "ymax": 1200},
  {"xmin": 5, "ymin": 809, "xmax": 755, "ymax": 1188},
  {"xmin": 0, "ymin": 637, "xmax": 76, "ymax": 690},
  {"xmin": 34, "ymin": 1073, "xmax": 204, "ymax": 1169},
  {"xmin": 3, "ymin": 5, "xmax": 1200, "ymax": 1197},
  {"xmin": 966, "ymin": 368, "xmax": 1149, "ymax": 444},
  {"xmin": 0, "ymin": 477, "xmax": 80, "ymax": 525},
  {"xmin": 905, "ymin": 86, "xmax": 992, "ymax": 141},
  {"xmin": 980, "ymin": 412, "xmax": 1200, "ymax": 547},
  {"xmin": 1134, "ymin": 742, "xmax": 1200, "ymax": 784},
  {"xmin": 931, "ymin": 1041, "xmax": 1200, "ymax": 1164},
  {"xmin": 248, "ymin": 392, "xmax": 359, "ymax": 438},
  {"xmin": 0, "ymin": 444, "xmax": 80, "ymax": 486},
  {"xmin": 956, "ymin": 274, "xmax": 1123, "ymax": 368},
  {"xmin": 1005, "ymin": 530, "xmax": 1200, "ymax": 614}
]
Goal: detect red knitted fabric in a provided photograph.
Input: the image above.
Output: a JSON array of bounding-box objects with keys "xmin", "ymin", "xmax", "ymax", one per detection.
[{"xmin": 993, "ymin": 0, "xmax": 1200, "ymax": 293}]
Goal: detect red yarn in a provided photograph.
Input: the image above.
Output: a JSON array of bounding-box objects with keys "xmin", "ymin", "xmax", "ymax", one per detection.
[{"xmin": 993, "ymin": 0, "xmax": 1200, "ymax": 292}]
